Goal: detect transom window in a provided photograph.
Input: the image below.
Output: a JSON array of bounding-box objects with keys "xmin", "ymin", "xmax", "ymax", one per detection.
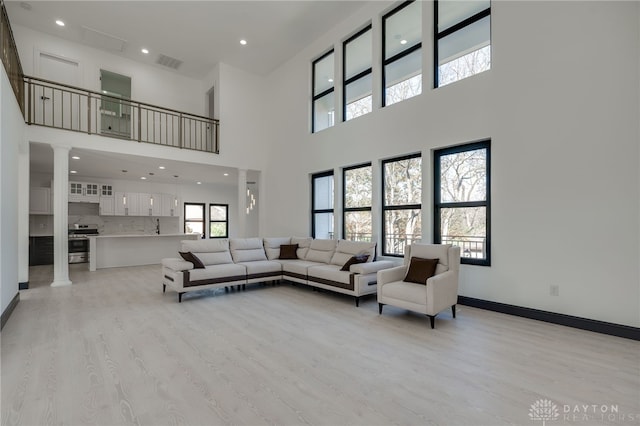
[
  {"xmin": 209, "ymin": 203, "xmax": 229, "ymax": 238},
  {"xmin": 312, "ymin": 50, "xmax": 335, "ymax": 132},
  {"xmin": 343, "ymin": 163, "xmax": 372, "ymax": 241},
  {"xmin": 382, "ymin": 154, "xmax": 422, "ymax": 256},
  {"xmin": 382, "ymin": 1, "xmax": 422, "ymax": 107},
  {"xmin": 343, "ymin": 25, "xmax": 372, "ymax": 121},
  {"xmin": 435, "ymin": 0, "xmax": 491, "ymax": 87},
  {"xmin": 312, "ymin": 171, "xmax": 334, "ymax": 238},
  {"xmin": 434, "ymin": 140, "xmax": 491, "ymax": 265}
]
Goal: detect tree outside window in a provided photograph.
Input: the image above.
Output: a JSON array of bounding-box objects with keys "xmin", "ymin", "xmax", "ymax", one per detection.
[
  {"xmin": 209, "ymin": 204, "xmax": 228, "ymax": 238},
  {"xmin": 382, "ymin": 154, "xmax": 422, "ymax": 256},
  {"xmin": 343, "ymin": 164, "xmax": 372, "ymax": 241},
  {"xmin": 184, "ymin": 203, "xmax": 205, "ymax": 238},
  {"xmin": 434, "ymin": 140, "xmax": 491, "ymax": 265}
]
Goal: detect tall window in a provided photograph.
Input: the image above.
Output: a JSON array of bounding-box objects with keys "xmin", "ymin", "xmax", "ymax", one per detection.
[
  {"xmin": 434, "ymin": 140, "xmax": 490, "ymax": 265},
  {"xmin": 209, "ymin": 203, "xmax": 229, "ymax": 238},
  {"xmin": 312, "ymin": 171, "xmax": 334, "ymax": 239},
  {"xmin": 382, "ymin": 1, "xmax": 422, "ymax": 107},
  {"xmin": 312, "ymin": 50, "xmax": 335, "ymax": 132},
  {"xmin": 184, "ymin": 203, "xmax": 205, "ymax": 238},
  {"xmin": 382, "ymin": 154, "xmax": 422, "ymax": 256},
  {"xmin": 343, "ymin": 25, "xmax": 372, "ymax": 121},
  {"xmin": 435, "ymin": 0, "xmax": 491, "ymax": 88},
  {"xmin": 343, "ymin": 163, "xmax": 372, "ymax": 241}
]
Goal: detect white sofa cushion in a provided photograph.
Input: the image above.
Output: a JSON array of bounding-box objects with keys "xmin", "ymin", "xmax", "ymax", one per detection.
[
  {"xmin": 279, "ymin": 260, "xmax": 324, "ymax": 276},
  {"xmin": 307, "ymin": 264, "xmax": 351, "ymax": 285},
  {"xmin": 330, "ymin": 240, "xmax": 376, "ymax": 266},
  {"xmin": 263, "ymin": 237, "xmax": 292, "ymax": 260},
  {"xmin": 304, "ymin": 239, "xmax": 337, "ymax": 263},
  {"xmin": 230, "ymin": 238, "xmax": 268, "ymax": 262},
  {"xmin": 237, "ymin": 260, "xmax": 282, "ymax": 275},
  {"xmin": 181, "ymin": 239, "xmax": 233, "ymax": 266},
  {"xmin": 291, "ymin": 237, "xmax": 313, "ymax": 259},
  {"xmin": 187, "ymin": 263, "xmax": 247, "ymax": 282}
]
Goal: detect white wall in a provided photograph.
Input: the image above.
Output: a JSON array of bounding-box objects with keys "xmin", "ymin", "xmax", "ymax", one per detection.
[
  {"xmin": 261, "ymin": 1, "xmax": 640, "ymax": 327},
  {"xmin": 1, "ymin": 65, "xmax": 24, "ymax": 314}
]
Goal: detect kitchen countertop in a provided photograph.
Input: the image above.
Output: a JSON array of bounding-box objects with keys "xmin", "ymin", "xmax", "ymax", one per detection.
[{"xmin": 89, "ymin": 233, "xmax": 197, "ymax": 238}]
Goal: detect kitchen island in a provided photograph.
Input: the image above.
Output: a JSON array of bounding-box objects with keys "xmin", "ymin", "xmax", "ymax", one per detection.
[{"xmin": 88, "ymin": 233, "xmax": 199, "ymax": 271}]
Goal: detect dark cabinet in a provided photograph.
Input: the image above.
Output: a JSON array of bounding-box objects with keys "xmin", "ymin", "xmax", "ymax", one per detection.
[{"xmin": 29, "ymin": 236, "xmax": 54, "ymax": 266}]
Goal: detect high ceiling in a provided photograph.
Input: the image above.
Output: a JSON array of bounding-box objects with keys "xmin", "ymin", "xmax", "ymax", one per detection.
[{"xmin": 6, "ymin": 0, "xmax": 370, "ymax": 79}]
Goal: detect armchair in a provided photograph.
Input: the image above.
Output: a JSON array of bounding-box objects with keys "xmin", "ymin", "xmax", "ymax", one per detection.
[{"xmin": 377, "ymin": 243, "xmax": 461, "ymax": 328}]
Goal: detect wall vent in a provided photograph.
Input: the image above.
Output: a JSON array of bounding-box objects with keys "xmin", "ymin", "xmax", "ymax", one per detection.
[
  {"xmin": 81, "ymin": 26, "xmax": 127, "ymax": 52},
  {"xmin": 156, "ymin": 54, "xmax": 183, "ymax": 70}
]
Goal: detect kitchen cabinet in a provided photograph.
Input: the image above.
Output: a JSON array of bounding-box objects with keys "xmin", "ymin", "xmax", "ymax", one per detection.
[
  {"xmin": 100, "ymin": 184, "xmax": 114, "ymax": 197},
  {"xmin": 29, "ymin": 236, "xmax": 54, "ymax": 266},
  {"xmin": 114, "ymin": 192, "xmax": 139, "ymax": 216},
  {"xmin": 139, "ymin": 193, "xmax": 162, "ymax": 216},
  {"xmin": 99, "ymin": 197, "xmax": 115, "ymax": 216},
  {"xmin": 162, "ymin": 193, "xmax": 180, "ymax": 217},
  {"xmin": 69, "ymin": 182, "xmax": 99, "ymax": 203},
  {"xmin": 30, "ymin": 187, "xmax": 52, "ymax": 214}
]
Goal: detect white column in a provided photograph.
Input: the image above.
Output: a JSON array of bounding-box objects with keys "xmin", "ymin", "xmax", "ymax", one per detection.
[
  {"xmin": 51, "ymin": 145, "xmax": 71, "ymax": 287},
  {"xmin": 237, "ymin": 169, "xmax": 247, "ymax": 238},
  {"xmin": 18, "ymin": 140, "xmax": 30, "ymax": 286}
]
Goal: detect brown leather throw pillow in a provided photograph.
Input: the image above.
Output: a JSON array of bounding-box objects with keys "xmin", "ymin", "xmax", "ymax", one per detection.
[
  {"xmin": 403, "ymin": 257, "xmax": 439, "ymax": 284},
  {"xmin": 340, "ymin": 254, "xmax": 369, "ymax": 271},
  {"xmin": 279, "ymin": 244, "xmax": 299, "ymax": 259},
  {"xmin": 179, "ymin": 251, "xmax": 205, "ymax": 269}
]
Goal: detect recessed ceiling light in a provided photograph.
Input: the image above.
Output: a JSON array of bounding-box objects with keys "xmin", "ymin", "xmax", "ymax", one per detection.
[
  {"xmin": 223, "ymin": 173, "xmax": 229, "ymax": 176},
  {"xmin": 400, "ymin": 39, "xmax": 407, "ymax": 45},
  {"xmin": 240, "ymin": 39, "xmax": 247, "ymax": 45},
  {"xmin": 158, "ymin": 166, "xmax": 165, "ymax": 170},
  {"xmin": 328, "ymin": 78, "xmax": 333, "ymax": 83},
  {"xmin": 140, "ymin": 176, "xmax": 146, "ymax": 180},
  {"xmin": 71, "ymin": 156, "xmax": 80, "ymax": 160},
  {"xmin": 196, "ymin": 181, "xmax": 202, "ymax": 185},
  {"xmin": 55, "ymin": 20, "xmax": 65, "ymax": 27},
  {"xmin": 70, "ymin": 170, "xmax": 77, "ymax": 174}
]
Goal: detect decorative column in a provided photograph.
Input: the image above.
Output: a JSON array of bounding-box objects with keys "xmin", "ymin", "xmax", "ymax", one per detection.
[
  {"xmin": 237, "ymin": 169, "xmax": 247, "ymax": 238},
  {"xmin": 51, "ymin": 145, "xmax": 72, "ymax": 287},
  {"xmin": 18, "ymin": 140, "xmax": 30, "ymax": 288}
]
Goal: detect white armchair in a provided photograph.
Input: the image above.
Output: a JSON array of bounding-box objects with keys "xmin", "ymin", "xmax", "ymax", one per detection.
[{"xmin": 377, "ymin": 243, "xmax": 461, "ymax": 329}]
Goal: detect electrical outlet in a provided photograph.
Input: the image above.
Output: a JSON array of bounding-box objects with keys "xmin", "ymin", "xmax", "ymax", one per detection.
[{"xmin": 550, "ymin": 284, "xmax": 560, "ymax": 296}]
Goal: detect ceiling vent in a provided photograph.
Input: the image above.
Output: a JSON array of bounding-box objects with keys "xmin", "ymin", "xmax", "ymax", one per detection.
[
  {"xmin": 81, "ymin": 26, "xmax": 127, "ymax": 52},
  {"xmin": 156, "ymin": 54, "xmax": 183, "ymax": 70}
]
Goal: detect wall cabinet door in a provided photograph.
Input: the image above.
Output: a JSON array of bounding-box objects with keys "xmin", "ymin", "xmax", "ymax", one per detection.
[
  {"xmin": 115, "ymin": 192, "xmax": 139, "ymax": 216},
  {"xmin": 162, "ymin": 193, "xmax": 179, "ymax": 217},
  {"xmin": 30, "ymin": 187, "xmax": 52, "ymax": 214},
  {"xmin": 69, "ymin": 181, "xmax": 99, "ymax": 203},
  {"xmin": 100, "ymin": 184, "xmax": 113, "ymax": 197},
  {"xmin": 99, "ymin": 197, "xmax": 115, "ymax": 216}
]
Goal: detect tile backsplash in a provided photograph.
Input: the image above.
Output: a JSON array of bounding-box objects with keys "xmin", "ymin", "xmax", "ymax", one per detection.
[{"xmin": 30, "ymin": 214, "xmax": 180, "ymax": 236}]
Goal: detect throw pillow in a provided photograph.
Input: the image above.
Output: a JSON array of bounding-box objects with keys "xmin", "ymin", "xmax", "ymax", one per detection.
[
  {"xmin": 340, "ymin": 254, "xmax": 369, "ymax": 271},
  {"xmin": 279, "ymin": 244, "xmax": 299, "ymax": 260},
  {"xmin": 179, "ymin": 251, "xmax": 205, "ymax": 269},
  {"xmin": 403, "ymin": 257, "xmax": 439, "ymax": 284}
]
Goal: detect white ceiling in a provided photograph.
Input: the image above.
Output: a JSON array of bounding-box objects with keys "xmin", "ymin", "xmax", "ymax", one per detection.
[
  {"xmin": 6, "ymin": 0, "xmax": 370, "ymax": 79},
  {"xmin": 30, "ymin": 143, "xmax": 240, "ymax": 186}
]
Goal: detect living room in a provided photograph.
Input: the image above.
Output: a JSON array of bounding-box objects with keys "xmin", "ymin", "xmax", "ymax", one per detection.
[{"xmin": 0, "ymin": 1, "xmax": 638, "ymax": 424}]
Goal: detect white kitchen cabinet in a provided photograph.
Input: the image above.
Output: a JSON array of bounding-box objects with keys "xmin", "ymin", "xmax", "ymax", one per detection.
[
  {"xmin": 162, "ymin": 193, "xmax": 180, "ymax": 217},
  {"xmin": 114, "ymin": 192, "xmax": 139, "ymax": 216},
  {"xmin": 100, "ymin": 184, "xmax": 114, "ymax": 197},
  {"xmin": 69, "ymin": 182, "xmax": 99, "ymax": 203},
  {"xmin": 30, "ymin": 187, "xmax": 52, "ymax": 214},
  {"xmin": 99, "ymin": 197, "xmax": 115, "ymax": 216},
  {"xmin": 138, "ymin": 193, "xmax": 162, "ymax": 216}
]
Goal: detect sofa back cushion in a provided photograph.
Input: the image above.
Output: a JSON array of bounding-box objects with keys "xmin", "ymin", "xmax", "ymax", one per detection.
[
  {"xmin": 263, "ymin": 237, "xmax": 292, "ymax": 260},
  {"xmin": 406, "ymin": 243, "xmax": 452, "ymax": 273},
  {"xmin": 304, "ymin": 239, "xmax": 337, "ymax": 264},
  {"xmin": 230, "ymin": 238, "xmax": 268, "ymax": 262},
  {"xmin": 292, "ymin": 237, "xmax": 313, "ymax": 259},
  {"xmin": 181, "ymin": 238, "xmax": 233, "ymax": 265},
  {"xmin": 330, "ymin": 240, "xmax": 376, "ymax": 266}
]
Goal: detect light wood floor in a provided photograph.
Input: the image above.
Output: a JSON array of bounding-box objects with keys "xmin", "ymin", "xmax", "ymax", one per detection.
[{"xmin": 2, "ymin": 264, "xmax": 639, "ymax": 426}]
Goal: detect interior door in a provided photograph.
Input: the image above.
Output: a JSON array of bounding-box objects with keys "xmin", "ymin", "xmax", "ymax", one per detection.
[{"xmin": 36, "ymin": 52, "xmax": 81, "ymax": 130}]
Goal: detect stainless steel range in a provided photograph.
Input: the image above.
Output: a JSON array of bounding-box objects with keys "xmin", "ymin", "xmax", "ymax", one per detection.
[{"xmin": 68, "ymin": 224, "xmax": 99, "ymax": 264}]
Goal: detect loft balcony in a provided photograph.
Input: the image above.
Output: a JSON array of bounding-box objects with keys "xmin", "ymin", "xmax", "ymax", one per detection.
[{"xmin": 23, "ymin": 75, "xmax": 219, "ymax": 154}]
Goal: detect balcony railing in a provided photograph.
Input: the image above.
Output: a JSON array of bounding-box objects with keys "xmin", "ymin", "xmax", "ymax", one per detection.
[
  {"xmin": 441, "ymin": 235, "xmax": 486, "ymax": 259},
  {"xmin": 23, "ymin": 75, "xmax": 219, "ymax": 154},
  {"xmin": 1, "ymin": 0, "xmax": 25, "ymax": 115}
]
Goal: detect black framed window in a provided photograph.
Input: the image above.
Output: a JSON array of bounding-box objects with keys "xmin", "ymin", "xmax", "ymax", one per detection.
[
  {"xmin": 312, "ymin": 50, "xmax": 335, "ymax": 133},
  {"xmin": 382, "ymin": 1, "xmax": 422, "ymax": 107},
  {"xmin": 312, "ymin": 171, "xmax": 334, "ymax": 238},
  {"xmin": 184, "ymin": 202, "xmax": 205, "ymax": 239},
  {"xmin": 434, "ymin": 0, "xmax": 491, "ymax": 88},
  {"xmin": 434, "ymin": 140, "xmax": 491, "ymax": 265},
  {"xmin": 343, "ymin": 25, "xmax": 372, "ymax": 121},
  {"xmin": 343, "ymin": 163, "xmax": 372, "ymax": 241},
  {"xmin": 382, "ymin": 154, "xmax": 422, "ymax": 256},
  {"xmin": 209, "ymin": 203, "xmax": 229, "ymax": 238}
]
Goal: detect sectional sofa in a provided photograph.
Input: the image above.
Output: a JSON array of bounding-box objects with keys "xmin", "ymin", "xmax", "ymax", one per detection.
[{"xmin": 161, "ymin": 237, "xmax": 396, "ymax": 306}]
